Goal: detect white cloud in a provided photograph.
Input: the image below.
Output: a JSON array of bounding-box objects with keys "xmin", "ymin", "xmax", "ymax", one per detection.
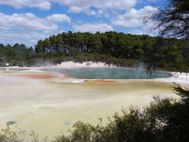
[
  {"xmin": 73, "ymin": 23, "xmax": 113, "ymax": 33},
  {"xmin": 46, "ymin": 14, "xmax": 71, "ymax": 23},
  {"xmin": 147, "ymin": 0, "xmax": 158, "ymax": 2},
  {"xmin": 0, "ymin": 12, "xmax": 70, "ymax": 46},
  {"xmin": 58, "ymin": 0, "xmax": 137, "ymax": 10},
  {"xmin": 0, "ymin": 0, "xmax": 137, "ymax": 11},
  {"xmin": 0, "ymin": 0, "xmax": 51, "ymax": 10},
  {"xmin": 0, "ymin": 29, "xmax": 64, "ymax": 47},
  {"xmin": 0, "ymin": 0, "xmax": 139, "ymax": 19},
  {"xmin": 69, "ymin": 6, "xmax": 82, "ymax": 13},
  {"xmin": 59, "ymin": 0, "xmax": 138, "ymax": 16},
  {"xmin": 128, "ymin": 24, "xmax": 158, "ymax": 36},
  {"xmin": 0, "ymin": 30, "xmax": 44, "ymax": 46},
  {"xmin": 0, "ymin": 1, "xmax": 160, "ymax": 45},
  {"xmin": 112, "ymin": 6, "xmax": 159, "ymax": 35},
  {"xmin": 0, "ymin": 12, "xmax": 71, "ymax": 31},
  {"xmin": 112, "ymin": 6, "xmax": 159, "ymax": 28}
]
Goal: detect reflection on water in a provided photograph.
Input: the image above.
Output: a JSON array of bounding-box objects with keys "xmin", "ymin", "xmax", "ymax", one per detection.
[{"xmin": 45, "ymin": 67, "xmax": 171, "ymax": 79}]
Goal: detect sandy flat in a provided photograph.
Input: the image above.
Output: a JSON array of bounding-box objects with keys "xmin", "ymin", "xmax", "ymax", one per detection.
[{"xmin": 0, "ymin": 71, "xmax": 178, "ymax": 139}]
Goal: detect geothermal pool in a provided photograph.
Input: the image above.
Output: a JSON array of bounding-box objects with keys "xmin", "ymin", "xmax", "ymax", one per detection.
[
  {"xmin": 45, "ymin": 67, "xmax": 171, "ymax": 79},
  {"xmin": 0, "ymin": 67, "xmax": 176, "ymax": 139}
]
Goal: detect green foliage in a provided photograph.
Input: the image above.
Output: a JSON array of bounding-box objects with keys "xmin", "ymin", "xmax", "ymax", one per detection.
[
  {"xmin": 0, "ymin": 127, "xmax": 48, "ymax": 142},
  {"xmin": 0, "ymin": 43, "xmax": 35, "ymax": 66}
]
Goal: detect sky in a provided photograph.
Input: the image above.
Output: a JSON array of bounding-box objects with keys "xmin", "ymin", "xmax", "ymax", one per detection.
[{"xmin": 0, "ymin": 0, "xmax": 169, "ymax": 47}]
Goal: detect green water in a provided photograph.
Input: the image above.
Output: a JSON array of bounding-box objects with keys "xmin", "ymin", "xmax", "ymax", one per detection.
[{"xmin": 45, "ymin": 67, "xmax": 171, "ymax": 79}]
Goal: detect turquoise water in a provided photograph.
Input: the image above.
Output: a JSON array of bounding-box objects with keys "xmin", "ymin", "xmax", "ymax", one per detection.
[{"xmin": 45, "ymin": 67, "xmax": 171, "ymax": 79}]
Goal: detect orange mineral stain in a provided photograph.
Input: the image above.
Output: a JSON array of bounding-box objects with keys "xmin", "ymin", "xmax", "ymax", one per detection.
[{"xmin": 18, "ymin": 73, "xmax": 56, "ymax": 79}]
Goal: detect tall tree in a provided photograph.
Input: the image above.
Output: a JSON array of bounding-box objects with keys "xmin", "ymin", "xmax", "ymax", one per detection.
[{"xmin": 153, "ymin": 0, "xmax": 189, "ymax": 39}]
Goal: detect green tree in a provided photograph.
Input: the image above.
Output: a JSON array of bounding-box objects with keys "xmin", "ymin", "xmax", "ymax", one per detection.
[{"xmin": 153, "ymin": 0, "xmax": 189, "ymax": 39}]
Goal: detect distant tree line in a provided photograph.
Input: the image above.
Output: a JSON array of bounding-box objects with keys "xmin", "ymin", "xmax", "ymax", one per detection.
[
  {"xmin": 35, "ymin": 32, "xmax": 189, "ymax": 71},
  {"xmin": 0, "ymin": 43, "xmax": 35, "ymax": 66},
  {"xmin": 0, "ymin": 32, "xmax": 189, "ymax": 71}
]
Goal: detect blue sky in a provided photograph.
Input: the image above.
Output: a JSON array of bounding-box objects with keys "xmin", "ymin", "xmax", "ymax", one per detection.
[{"xmin": 0, "ymin": 0, "xmax": 168, "ymax": 47}]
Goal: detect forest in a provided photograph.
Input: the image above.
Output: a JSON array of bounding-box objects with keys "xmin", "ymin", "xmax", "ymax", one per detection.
[
  {"xmin": 1, "ymin": 32, "xmax": 189, "ymax": 72},
  {"xmin": 0, "ymin": 43, "xmax": 34, "ymax": 66}
]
